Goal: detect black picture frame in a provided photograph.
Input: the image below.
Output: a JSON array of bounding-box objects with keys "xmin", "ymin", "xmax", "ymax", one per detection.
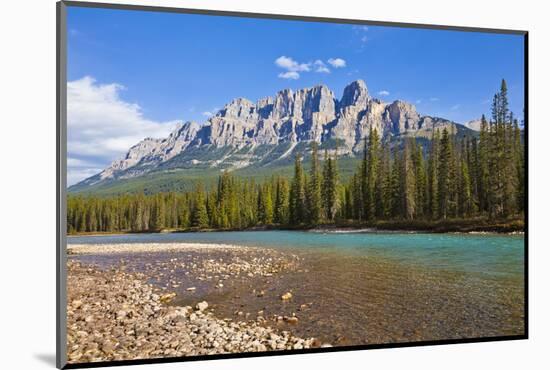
[{"xmin": 56, "ymin": 1, "xmax": 529, "ymax": 369}]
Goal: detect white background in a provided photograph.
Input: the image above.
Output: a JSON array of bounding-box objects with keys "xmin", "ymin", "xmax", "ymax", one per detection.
[{"xmin": 1, "ymin": 0, "xmax": 548, "ymax": 369}]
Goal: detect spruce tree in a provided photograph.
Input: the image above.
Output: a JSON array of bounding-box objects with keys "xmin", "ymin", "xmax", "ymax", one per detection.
[
  {"xmin": 191, "ymin": 184, "xmax": 209, "ymax": 228},
  {"xmin": 403, "ymin": 139, "xmax": 417, "ymax": 220},
  {"xmin": 274, "ymin": 177, "xmax": 289, "ymax": 225},
  {"xmin": 380, "ymin": 144, "xmax": 393, "ymax": 219},
  {"xmin": 307, "ymin": 143, "xmax": 322, "ymax": 224},
  {"xmin": 322, "ymin": 150, "xmax": 339, "ymax": 221},
  {"xmin": 478, "ymin": 114, "xmax": 490, "ymax": 214},
  {"xmin": 289, "ymin": 154, "xmax": 305, "ymax": 224},
  {"xmin": 413, "ymin": 140, "xmax": 427, "ymax": 218},
  {"xmin": 514, "ymin": 119, "xmax": 524, "ymax": 213},
  {"xmin": 428, "ymin": 130, "xmax": 440, "ymax": 219},
  {"xmin": 437, "ymin": 128, "xmax": 452, "ymax": 219},
  {"xmin": 390, "ymin": 148, "xmax": 403, "ymax": 219},
  {"xmin": 365, "ymin": 128, "xmax": 380, "ymax": 221},
  {"xmin": 360, "ymin": 137, "xmax": 368, "ymax": 220}
]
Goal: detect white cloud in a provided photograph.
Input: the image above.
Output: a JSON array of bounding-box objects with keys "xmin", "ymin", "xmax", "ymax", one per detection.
[
  {"xmin": 274, "ymin": 56, "xmax": 312, "ymax": 79},
  {"xmin": 451, "ymin": 104, "xmax": 461, "ymax": 111},
  {"xmin": 361, "ymin": 35, "xmax": 369, "ymax": 43},
  {"xmin": 378, "ymin": 90, "xmax": 390, "ymax": 96},
  {"xmin": 314, "ymin": 60, "xmax": 330, "ymax": 73},
  {"xmin": 416, "ymin": 99, "xmax": 422, "ymax": 104},
  {"xmin": 327, "ymin": 58, "xmax": 347, "ymax": 68},
  {"xmin": 67, "ymin": 76, "xmax": 179, "ymax": 185},
  {"xmin": 316, "ymin": 66, "xmax": 330, "ymax": 74},
  {"xmin": 67, "ymin": 157, "xmax": 104, "ymax": 186},
  {"xmin": 278, "ymin": 71, "xmax": 300, "ymax": 80},
  {"xmin": 429, "ymin": 97, "xmax": 440, "ymax": 102},
  {"xmin": 274, "ymin": 56, "xmax": 347, "ymax": 78},
  {"xmin": 275, "ymin": 56, "xmax": 311, "ymax": 72},
  {"xmin": 67, "ymin": 157, "xmax": 94, "ymax": 168}
]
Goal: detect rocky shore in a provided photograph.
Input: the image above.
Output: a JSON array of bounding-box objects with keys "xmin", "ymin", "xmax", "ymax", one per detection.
[
  {"xmin": 66, "ymin": 246, "xmax": 320, "ymax": 364},
  {"xmin": 68, "ymin": 242, "xmax": 250, "ymax": 255}
]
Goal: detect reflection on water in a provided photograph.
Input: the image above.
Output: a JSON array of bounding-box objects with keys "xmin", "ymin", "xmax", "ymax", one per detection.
[{"xmin": 69, "ymin": 230, "xmax": 525, "ymax": 345}]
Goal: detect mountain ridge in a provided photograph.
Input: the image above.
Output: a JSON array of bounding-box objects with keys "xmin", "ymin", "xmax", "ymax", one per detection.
[{"xmin": 71, "ymin": 79, "xmax": 475, "ymax": 192}]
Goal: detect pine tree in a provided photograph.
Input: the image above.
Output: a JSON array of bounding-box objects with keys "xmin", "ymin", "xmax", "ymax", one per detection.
[
  {"xmin": 437, "ymin": 128, "xmax": 452, "ymax": 219},
  {"xmin": 380, "ymin": 144, "xmax": 393, "ymax": 219},
  {"xmin": 257, "ymin": 183, "xmax": 274, "ymax": 224},
  {"xmin": 499, "ymin": 79, "xmax": 509, "ymax": 124},
  {"xmin": 360, "ymin": 137, "xmax": 368, "ymax": 220},
  {"xmin": 403, "ymin": 139, "xmax": 417, "ymax": 220},
  {"xmin": 469, "ymin": 137, "xmax": 480, "ymax": 213},
  {"xmin": 458, "ymin": 138, "xmax": 473, "ymax": 217},
  {"xmin": 514, "ymin": 119, "xmax": 524, "ymax": 213},
  {"xmin": 151, "ymin": 194, "xmax": 165, "ymax": 231},
  {"xmin": 351, "ymin": 174, "xmax": 362, "ymax": 220},
  {"xmin": 191, "ymin": 184, "xmax": 209, "ymax": 228},
  {"xmin": 365, "ymin": 128, "xmax": 380, "ymax": 221},
  {"xmin": 390, "ymin": 148, "xmax": 403, "ymax": 219},
  {"xmin": 206, "ymin": 190, "xmax": 218, "ymax": 228},
  {"xmin": 487, "ymin": 81, "xmax": 510, "ymax": 219},
  {"xmin": 343, "ymin": 184, "xmax": 353, "ymax": 220},
  {"xmin": 478, "ymin": 114, "xmax": 490, "ymax": 214},
  {"xmin": 322, "ymin": 149, "xmax": 339, "ymax": 221},
  {"xmin": 428, "ymin": 130, "xmax": 440, "ymax": 219},
  {"xmin": 132, "ymin": 195, "xmax": 144, "ymax": 232},
  {"xmin": 307, "ymin": 143, "xmax": 322, "ymax": 224},
  {"xmin": 413, "ymin": 140, "xmax": 427, "ymax": 218},
  {"xmin": 289, "ymin": 154, "xmax": 305, "ymax": 224},
  {"xmin": 274, "ymin": 177, "xmax": 289, "ymax": 225}
]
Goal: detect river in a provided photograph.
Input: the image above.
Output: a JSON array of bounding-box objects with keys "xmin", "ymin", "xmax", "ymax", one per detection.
[{"xmin": 68, "ymin": 230, "xmax": 525, "ymax": 345}]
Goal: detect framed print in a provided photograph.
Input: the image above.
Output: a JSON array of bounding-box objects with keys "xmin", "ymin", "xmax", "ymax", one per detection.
[{"xmin": 57, "ymin": 1, "xmax": 528, "ymax": 368}]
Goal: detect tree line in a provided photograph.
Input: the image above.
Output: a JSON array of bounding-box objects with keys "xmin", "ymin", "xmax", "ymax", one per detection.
[{"xmin": 67, "ymin": 80, "xmax": 524, "ymax": 234}]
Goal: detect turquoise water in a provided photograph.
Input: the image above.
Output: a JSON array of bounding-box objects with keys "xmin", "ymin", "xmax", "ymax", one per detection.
[{"xmin": 68, "ymin": 230, "xmax": 524, "ymax": 278}]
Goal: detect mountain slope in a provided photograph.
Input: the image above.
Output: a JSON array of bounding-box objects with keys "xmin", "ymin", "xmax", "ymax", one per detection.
[{"xmin": 70, "ymin": 79, "xmax": 475, "ymax": 194}]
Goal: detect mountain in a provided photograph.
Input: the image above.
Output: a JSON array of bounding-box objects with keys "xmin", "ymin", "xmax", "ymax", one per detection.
[
  {"xmin": 70, "ymin": 79, "xmax": 475, "ymax": 194},
  {"xmin": 464, "ymin": 119, "xmax": 482, "ymax": 131}
]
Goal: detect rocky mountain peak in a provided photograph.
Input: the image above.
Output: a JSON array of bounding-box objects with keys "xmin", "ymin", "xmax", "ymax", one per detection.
[
  {"xmin": 385, "ymin": 100, "xmax": 421, "ymax": 132},
  {"xmin": 340, "ymin": 79, "xmax": 369, "ymax": 108},
  {"xmin": 218, "ymin": 98, "xmax": 255, "ymax": 119},
  {"xmin": 74, "ymin": 79, "xmax": 472, "ymax": 189},
  {"xmin": 171, "ymin": 121, "xmax": 199, "ymax": 141}
]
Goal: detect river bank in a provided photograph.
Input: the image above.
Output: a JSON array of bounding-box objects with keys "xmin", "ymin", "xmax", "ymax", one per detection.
[
  {"xmin": 66, "ymin": 257, "xmax": 320, "ymax": 364},
  {"xmin": 67, "ymin": 236, "xmax": 525, "ymax": 361},
  {"xmin": 67, "ymin": 217, "xmax": 525, "ymax": 237}
]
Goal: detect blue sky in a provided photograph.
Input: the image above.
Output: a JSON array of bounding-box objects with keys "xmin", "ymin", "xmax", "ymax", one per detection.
[{"xmin": 66, "ymin": 6, "xmax": 525, "ymax": 185}]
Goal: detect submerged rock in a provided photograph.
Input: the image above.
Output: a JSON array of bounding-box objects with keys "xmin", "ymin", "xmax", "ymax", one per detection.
[
  {"xmin": 196, "ymin": 301, "xmax": 209, "ymax": 311},
  {"xmin": 281, "ymin": 292, "xmax": 293, "ymax": 301},
  {"xmin": 66, "ymin": 260, "xmax": 316, "ymax": 364},
  {"xmin": 159, "ymin": 292, "xmax": 176, "ymax": 303},
  {"xmin": 285, "ymin": 317, "xmax": 299, "ymax": 324}
]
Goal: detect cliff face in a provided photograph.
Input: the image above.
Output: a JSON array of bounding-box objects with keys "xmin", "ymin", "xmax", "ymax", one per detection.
[{"xmin": 75, "ymin": 79, "xmax": 468, "ymax": 188}]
